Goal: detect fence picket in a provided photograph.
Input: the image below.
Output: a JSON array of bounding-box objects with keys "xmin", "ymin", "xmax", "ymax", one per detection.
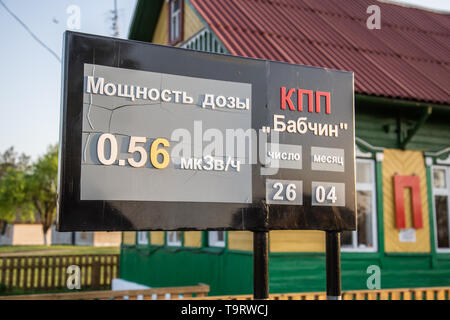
[
  {"xmin": 29, "ymin": 257, "xmax": 35, "ymax": 289},
  {"xmin": 7, "ymin": 259, "xmax": 13, "ymax": 290},
  {"xmin": 0, "ymin": 258, "xmax": 4, "ymax": 288}
]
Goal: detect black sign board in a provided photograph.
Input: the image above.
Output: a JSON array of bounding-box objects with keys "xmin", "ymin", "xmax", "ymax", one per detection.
[{"xmin": 57, "ymin": 31, "xmax": 355, "ymax": 232}]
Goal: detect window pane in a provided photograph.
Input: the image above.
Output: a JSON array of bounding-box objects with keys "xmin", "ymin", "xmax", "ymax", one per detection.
[
  {"xmin": 341, "ymin": 231, "xmax": 353, "ymax": 247},
  {"xmin": 208, "ymin": 231, "xmax": 225, "ymax": 247},
  {"xmin": 167, "ymin": 231, "xmax": 181, "ymax": 245},
  {"xmin": 171, "ymin": 18, "xmax": 176, "ymax": 40},
  {"xmin": 433, "ymin": 169, "xmax": 447, "ymax": 189},
  {"xmin": 175, "ymin": 18, "xmax": 179, "ymax": 39},
  {"xmin": 356, "ymin": 190, "xmax": 374, "ymax": 248},
  {"xmin": 435, "ymin": 195, "xmax": 449, "ymax": 248},
  {"xmin": 170, "ymin": 0, "xmax": 181, "ymax": 42},
  {"xmin": 138, "ymin": 232, "xmax": 148, "ymax": 244},
  {"xmin": 173, "ymin": 0, "xmax": 180, "ymax": 11},
  {"xmin": 356, "ymin": 162, "xmax": 372, "ymax": 183}
]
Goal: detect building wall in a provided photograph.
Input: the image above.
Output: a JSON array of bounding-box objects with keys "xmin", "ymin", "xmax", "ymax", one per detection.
[
  {"xmin": 12, "ymin": 224, "xmax": 51, "ymax": 245},
  {"xmin": 152, "ymin": 1, "xmax": 168, "ymax": 45},
  {"xmin": 0, "ymin": 224, "xmax": 13, "ymax": 246},
  {"xmin": 120, "ymin": 246, "xmax": 254, "ymax": 296},
  {"xmin": 184, "ymin": 231, "xmax": 202, "ymax": 247},
  {"xmin": 151, "ymin": 231, "xmax": 164, "ymax": 245},
  {"xmin": 93, "ymin": 232, "xmax": 121, "ymax": 247},
  {"xmin": 355, "ymin": 104, "xmax": 450, "ymax": 152},
  {"xmin": 51, "ymin": 225, "xmax": 72, "ymax": 245},
  {"xmin": 1, "ymin": 226, "xmax": 121, "ymax": 247},
  {"xmin": 123, "ymin": 232, "xmax": 136, "ymax": 245},
  {"xmin": 228, "ymin": 230, "xmax": 326, "ymax": 253},
  {"xmin": 183, "ymin": 1, "xmax": 204, "ymax": 41},
  {"xmin": 270, "ymin": 231, "xmax": 325, "ymax": 253},
  {"xmin": 228, "ymin": 231, "xmax": 252, "ymax": 251},
  {"xmin": 119, "ymin": 103, "xmax": 450, "ymax": 295},
  {"xmin": 119, "ymin": 2, "xmax": 450, "ymax": 295},
  {"xmin": 152, "ymin": 0, "xmax": 204, "ymax": 45},
  {"xmin": 75, "ymin": 231, "xmax": 94, "ymax": 246},
  {"xmin": 52, "ymin": 227, "xmax": 120, "ymax": 246}
]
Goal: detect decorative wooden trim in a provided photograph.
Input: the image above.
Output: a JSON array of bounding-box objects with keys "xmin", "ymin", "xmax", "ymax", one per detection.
[
  {"xmin": 376, "ymin": 152, "xmax": 384, "ymax": 162},
  {"xmin": 436, "ymin": 154, "xmax": 450, "ymax": 165},
  {"xmin": 355, "ymin": 144, "xmax": 372, "ymax": 158},
  {"xmin": 355, "ymin": 137, "xmax": 384, "ymax": 153},
  {"xmin": 375, "ymin": 160, "xmax": 385, "ymax": 266}
]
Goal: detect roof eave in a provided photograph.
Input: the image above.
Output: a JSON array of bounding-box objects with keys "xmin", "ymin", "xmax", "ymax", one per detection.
[{"xmin": 356, "ymin": 94, "xmax": 450, "ymax": 112}]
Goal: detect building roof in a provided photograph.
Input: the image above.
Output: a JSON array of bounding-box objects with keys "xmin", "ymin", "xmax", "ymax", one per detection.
[{"xmin": 188, "ymin": 0, "xmax": 449, "ymax": 105}]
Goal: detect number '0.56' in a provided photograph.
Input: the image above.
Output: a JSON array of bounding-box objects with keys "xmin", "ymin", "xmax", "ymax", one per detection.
[{"xmin": 97, "ymin": 133, "xmax": 170, "ymax": 169}]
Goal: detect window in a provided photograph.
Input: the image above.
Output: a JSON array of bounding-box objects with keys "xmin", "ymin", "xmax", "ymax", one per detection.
[
  {"xmin": 137, "ymin": 232, "xmax": 149, "ymax": 245},
  {"xmin": 432, "ymin": 166, "xmax": 450, "ymax": 251},
  {"xmin": 341, "ymin": 159, "xmax": 378, "ymax": 251},
  {"xmin": 208, "ymin": 231, "xmax": 225, "ymax": 247},
  {"xmin": 169, "ymin": 0, "xmax": 183, "ymax": 44},
  {"xmin": 166, "ymin": 231, "xmax": 182, "ymax": 246}
]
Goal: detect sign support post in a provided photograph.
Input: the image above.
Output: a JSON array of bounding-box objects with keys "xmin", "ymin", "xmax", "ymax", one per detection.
[
  {"xmin": 253, "ymin": 231, "xmax": 269, "ymax": 300},
  {"xmin": 326, "ymin": 231, "xmax": 342, "ymax": 300}
]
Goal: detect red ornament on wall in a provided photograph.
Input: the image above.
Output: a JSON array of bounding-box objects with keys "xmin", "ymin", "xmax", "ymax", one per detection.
[{"xmin": 393, "ymin": 175, "xmax": 423, "ymax": 229}]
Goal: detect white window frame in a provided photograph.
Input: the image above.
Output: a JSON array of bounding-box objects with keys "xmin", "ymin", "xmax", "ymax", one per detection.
[
  {"xmin": 341, "ymin": 158, "xmax": 378, "ymax": 252},
  {"xmin": 137, "ymin": 232, "xmax": 149, "ymax": 245},
  {"xmin": 208, "ymin": 231, "xmax": 225, "ymax": 248},
  {"xmin": 431, "ymin": 165, "xmax": 450, "ymax": 253},
  {"xmin": 170, "ymin": 0, "xmax": 181, "ymax": 43},
  {"xmin": 166, "ymin": 231, "xmax": 182, "ymax": 247}
]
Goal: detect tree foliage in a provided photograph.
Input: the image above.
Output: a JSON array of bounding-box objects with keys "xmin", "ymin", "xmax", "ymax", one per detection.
[
  {"xmin": 0, "ymin": 147, "xmax": 33, "ymax": 223},
  {"xmin": 0, "ymin": 145, "xmax": 58, "ymax": 244},
  {"xmin": 26, "ymin": 144, "xmax": 59, "ymax": 241}
]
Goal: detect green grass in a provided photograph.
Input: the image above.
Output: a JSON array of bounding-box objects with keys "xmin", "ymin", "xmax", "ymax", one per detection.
[{"xmin": 0, "ymin": 245, "xmax": 120, "ymax": 256}]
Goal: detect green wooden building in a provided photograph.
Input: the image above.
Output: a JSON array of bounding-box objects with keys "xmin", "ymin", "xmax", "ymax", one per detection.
[{"xmin": 119, "ymin": 0, "xmax": 450, "ymax": 296}]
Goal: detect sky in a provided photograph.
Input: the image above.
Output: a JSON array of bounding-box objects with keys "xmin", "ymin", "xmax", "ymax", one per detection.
[
  {"xmin": 0, "ymin": 0, "xmax": 448, "ymax": 160},
  {"xmin": 0, "ymin": 0, "xmax": 137, "ymax": 160}
]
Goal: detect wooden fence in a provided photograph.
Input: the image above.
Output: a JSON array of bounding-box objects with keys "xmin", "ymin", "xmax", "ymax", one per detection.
[
  {"xmin": 0, "ymin": 283, "xmax": 209, "ymax": 300},
  {"xmin": 0, "ymin": 254, "xmax": 119, "ymax": 292},
  {"xmin": 0, "ymin": 285, "xmax": 448, "ymax": 300},
  {"xmin": 192, "ymin": 286, "xmax": 450, "ymax": 300}
]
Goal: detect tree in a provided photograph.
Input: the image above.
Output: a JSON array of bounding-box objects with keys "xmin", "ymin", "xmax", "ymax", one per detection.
[
  {"xmin": 0, "ymin": 146, "xmax": 30, "ymax": 176},
  {"xmin": 0, "ymin": 145, "xmax": 58, "ymax": 245},
  {"xmin": 0, "ymin": 147, "xmax": 33, "ymax": 227}
]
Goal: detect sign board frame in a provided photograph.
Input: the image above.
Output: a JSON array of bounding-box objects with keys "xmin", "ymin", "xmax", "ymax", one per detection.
[{"xmin": 57, "ymin": 31, "xmax": 356, "ymax": 233}]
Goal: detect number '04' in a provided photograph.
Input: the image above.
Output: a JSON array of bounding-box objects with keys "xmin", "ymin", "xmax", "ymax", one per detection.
[
  {"xmin": 315, "ymin": 186, "xmax": 337, "ymax": 203},
  {"xmin": 97, "ymin": 134, "xmax": 170, "ymax": 169}
]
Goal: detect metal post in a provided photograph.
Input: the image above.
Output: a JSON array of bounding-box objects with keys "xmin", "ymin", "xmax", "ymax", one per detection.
[
  {"xmin": 253, "ymin": 231, "xmax": 269, "ymax": 300},
  {"xmin": 326, "ymin": 231, "xmax": 341, "ymax": 300}
]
